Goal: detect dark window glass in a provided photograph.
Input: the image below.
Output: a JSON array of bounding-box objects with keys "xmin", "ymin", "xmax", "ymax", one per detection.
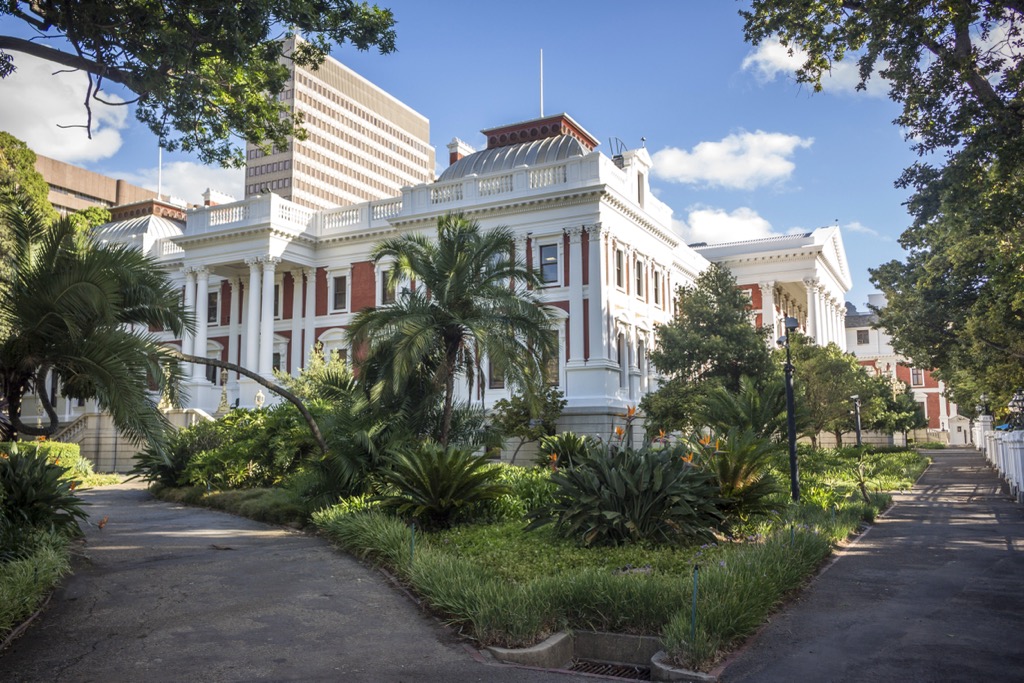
[
  {"xmin": 333, "ymin": 275, "xmax": 348, "ymax": 311},
  {"xmin": 207, "ymin": 292, "xmax": 219, "ymax": 324},
  {"xmin": 857, "ymin": 329, "xmax": 870, "ymax": 345},
  {"xmin": 540, "ymin": 245, "xmax": 559, "ymax": 284}
]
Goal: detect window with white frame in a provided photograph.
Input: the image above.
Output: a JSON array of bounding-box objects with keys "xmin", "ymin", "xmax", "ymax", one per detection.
[
  {"xmin": 856, "ymin": 329, "xmax": 870, "ymax": 345},
  {"xmin": 330, "ymin": 272, "xmax": 350, "ymax": 312},
  {"xmin": 653, "ymin": 270, "xmax": 662, "ymax": 306},
  {"xmin": 317, "ymin": 328, "xmax": 349, "ymax": 362},
  {"xmin": 273, "ymin": 282, "xmax": 282, "ymax": 319},
  {"xmin": 635, "ymin": 259, "xmax": 645, "ymax": 299},
  {"xmin": 615, "ymin": 248, "xmax": 625, "ymax": 289},
  {"xmin": 539, "ymin": 243, "xmax": 559, "ymax": 285},
  {"xmin": 911, "ymin": 367, "xmax": 925, "ymax": 386},
  {"xmin": 207, "ymin": 290, "xmax": 220, "ymax": 324},
  {"xmin": 488, "ymin": 360, "xmax": 505, "ymax": 389},
  {"xmin": 380, "ymin": 268, "xmax": 396, "ymax": 305}
]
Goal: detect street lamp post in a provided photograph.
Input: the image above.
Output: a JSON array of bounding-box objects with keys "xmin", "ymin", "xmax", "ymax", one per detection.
[
  {"xmin": 851, "ymin": 394, "xmax": 863, "ymax": 447},
  {"xmin": 778, "ymin": 317, "xmax": 800, "ymax": 502}
]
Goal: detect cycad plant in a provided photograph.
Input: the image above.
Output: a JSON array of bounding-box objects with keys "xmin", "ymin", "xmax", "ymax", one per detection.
[
  {"xmin": 373, "ymin": 442, "xmax": 510, "ymax": 530},
  {"xmin": 690, "ymin": 427, "xmax": 781, "ymax": 527},
  {"xmin": 527, "ymin": 442, "xmax": 723, "ymax": 547}
]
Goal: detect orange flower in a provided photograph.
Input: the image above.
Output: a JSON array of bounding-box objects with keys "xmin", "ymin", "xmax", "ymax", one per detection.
[
  {"xmin": 70, "ymin": 482, "xmax": 76, "ymax": 491},
  {"xmin": 615, "ymin": 426, "xmax": 624, "ymax": 437},
  {"xmin": 699, "ymin": 435, "xmax": 711, "ymax": 446},
  {"xmin": 715, "ymin": 439, "xmax": 721, "ymax": 451},
  {"xmin": 36, "ymin": 435, "xmax": 46, "ymax": 442},
  {"xmin": 681, "ymin": 452, "xmax": 694, "ymax": 463},
  {"xmin": 549, "ymin": 453, "xmax": 558, "ymax": 462},
  {"xmin": 0, "ymin": 452, "xmax": 8, "ymax": 460}
]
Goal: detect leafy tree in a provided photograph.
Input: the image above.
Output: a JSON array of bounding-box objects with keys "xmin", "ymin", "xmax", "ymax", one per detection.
[
  {"xmin": 783, "ymin": 334, "xmax": 874, "ymax": 447},
  {"xmin": 643, "ymin": 264, "xmax": 774, "ymax": 432},
  {"xmin": 491, "ymin": 386, "xmax": 567, "ymax": 464},
  {"xmin": 699, "ymin": 375, "xmax": 790, "ymax": 442},
  {"xmin": 68, "ymin": 206, "xmax": 112, "ymax": 234},
  {"xmin": 0, "ymin": 1, "xmax": 397, "ymax": 166},
  {"xmin": 0, "ymin": 191, "xmax": 188, "ymax": 445},
  {"xmin": 347, "ymin": 214, "xmax": 558, "ymax": 446},
  {"xmin": 0, "ymin": 132, "xmax": 53, "ymax": 217},
  {"xmin": 742, "ymin": 2, "xmax": 1024, "ymax": 404},
  {"xmin": 866, "ymin": 375, "xmax": 927, "ymax": 438}
]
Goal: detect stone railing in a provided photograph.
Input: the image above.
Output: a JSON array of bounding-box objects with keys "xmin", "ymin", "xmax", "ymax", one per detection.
[{"xmin": 186, "ymin": 193, "xmax": 315, "ymax": 236}]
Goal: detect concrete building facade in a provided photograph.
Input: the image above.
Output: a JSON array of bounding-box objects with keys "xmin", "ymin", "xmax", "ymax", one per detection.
[
  {"xmin": 34, "ymin": 154, "xmax": 158, "ymax": 215},
  {"xmin": 244, "ymin": 38, "xmax": 435, "ymax": 209}
]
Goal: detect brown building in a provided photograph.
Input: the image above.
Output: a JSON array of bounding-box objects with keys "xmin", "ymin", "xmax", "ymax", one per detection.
[{"xmin": 34, "ymin": 154, "xmax": 158, "ymax": 215}]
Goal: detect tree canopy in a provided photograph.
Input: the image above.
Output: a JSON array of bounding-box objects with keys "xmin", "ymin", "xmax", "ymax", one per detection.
[
  {"xmin": 643, "ymin": 264, "xmax": 775, "ymax": 431},
  {"xmin": 743, "ymin": 2, "xmax": 1024, "ymax": 407},
  {"xmin": 347, "ymin": 214, "xmax": 559, "ymax": 446},
  {"xmin": 0, "ymin": 1, "xmax": 397, "ymax": 166}
]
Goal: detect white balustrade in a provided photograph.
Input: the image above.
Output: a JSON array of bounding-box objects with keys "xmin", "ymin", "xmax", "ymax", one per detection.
[
  {"xmin": 322, "ymin": 206, "xmax": 361, "ymax": 231},
  {"xmin": 478, "ymin": 174, "xmax": 513, "ymax": 196},
  {"xmin": 529, "ymin": 165, "xmax": 567, "ymax": 189},
  {"xmin": 430, "ymin": 183, "xmax": 464, "ymax": 204},
  {"xmin": 371, "ymin": 199, "xmax": 403, "ymax": 220}
]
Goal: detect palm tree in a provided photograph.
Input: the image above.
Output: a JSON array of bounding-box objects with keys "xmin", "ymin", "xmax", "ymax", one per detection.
[
  {"xmin": 0, "ymin": 191, "xmax": 190, "ymax": 446},
  {"xmin": 347, "ymin": 213, "xmax": 559, "ymax": 445}
]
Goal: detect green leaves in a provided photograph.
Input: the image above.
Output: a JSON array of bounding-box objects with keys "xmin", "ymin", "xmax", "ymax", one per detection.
[
  {"xmin": 527, "ymin": 442, "xmax": 723, "ymax": 547},
  {"xmin": 373, "ymin": 442, "xmax": 510, "ymax": 530},
  {"xmin": 1, "ymin": 1, "xmax": 397, "ymax": 166},
  {"xmin": 0, "ymin": 446, "xmax": 87, "ymax": 542}
]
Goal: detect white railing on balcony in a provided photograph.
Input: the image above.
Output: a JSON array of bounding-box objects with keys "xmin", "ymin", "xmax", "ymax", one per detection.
[
  {"xmin": 322, "ymin": 206, "xmax": 361, "ymax": 231},
  {"xmin": 208, "ymin": 203, "xmax": 250, "ymax": 226},
  {"xmin": 371, "ymin": 198, "xmax": 402, "ymax": 220},
  {"xmin": 529, "ymin": 165, "xmax": 567, "ymax": 189},
  {"xmin": 478, "ymin": 174, "xmax": 513, "ymax": 197},
  {"xmin": 160, "ymin": 240, "xmax": 184, "ymax": 256},
  {"xmin": 431, "ymin": 183, "xmax": 464, "ymax": 205},
  {"xmin": 276, "ymin": 201, "xmax": 315, "ymax": 230}
]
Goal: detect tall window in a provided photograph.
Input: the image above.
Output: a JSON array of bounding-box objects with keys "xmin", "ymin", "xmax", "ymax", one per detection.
[
  {"xmin": 540, "ymin": 244, "xmax": 559, "ymax": 285},
  {"xmin": 273, "ymin": 283, "xmax": 281, "ymax": 318},
  {"xmin": 635, "ymin": 259, "xmax": 645, "ymax": 298},
  {"xmin": 488, "ymin": 360, "xmax": 505, "ymax": 389},
  {"xmin": 653, "ymin": 270, "xmax": 662, "ymax": 306},
  {"xmin": 332, "ymin": 275, "xmax": 348, "ymax": 312},
  {"xmin": 911, "ymin": 367, "xmax": 924, "ymax": 386},
  {"xmin": 207, "ymin": 291, "xmax": 219, "ymax": 324},
  {"xmin": 381, "ymin": 270, "xmax": 396, "ymax": 304},
  {"xmin": 615, "ymin": 248, "xmax": 625, "ymax": 289},
  {"xmin": 543, "ymin": 334, "xmax": 560, "ymax": 386},
  {"xmin": 856, "ymin": 329, "xmax": 870, "ymax": 345}
]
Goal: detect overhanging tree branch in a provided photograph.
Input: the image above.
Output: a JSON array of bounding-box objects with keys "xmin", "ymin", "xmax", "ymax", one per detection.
[
  {"xmin": 174, "ymin": 352, "xmax": 327, "ymax": 454},
  {"xmin": 0, "ymin": 35, "xmax": 138, "ymax": 89}
]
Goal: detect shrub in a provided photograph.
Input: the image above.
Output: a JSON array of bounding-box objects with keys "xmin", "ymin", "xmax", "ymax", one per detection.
[
  {"xmin": 462, "ymin": 464, "xmax": 556, "ymax": 523},
  {"xmin": 527, "ymin": 443, "xmax": 723, "ymax": 547},
  {"xmin": 535, "ymin": 431, "xmax": 594, "ymax": 469},
  {"xmin": 131, "ymin": 416, "xmax": 225, "ymax": 487},
  {"xmin": 374, "ymin": 443, "xmax": 510, "ymax": 530},
  {"xmin": 0, "ymin": 530, "xmax": 71, "ymax": 639},
  {"xmin": 1, "ymin": 446, "xmax": 87, "ymax": 544},
  {"xmin": 691, "ymin": 428, "xmax": 782, "ymax": 528},
  {"xmin": 2, "ymin": 441, "xmax": 93, "ymax": 479}
]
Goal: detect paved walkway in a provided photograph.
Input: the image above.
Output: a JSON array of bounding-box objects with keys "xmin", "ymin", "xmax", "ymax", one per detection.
[
  {"xmin": 721, "ymin": 448, "xmax": 1024, "ymax": 682},
  {"xmin": 0, "ymin": 482, "xmax": 584, "ymax": 682}
]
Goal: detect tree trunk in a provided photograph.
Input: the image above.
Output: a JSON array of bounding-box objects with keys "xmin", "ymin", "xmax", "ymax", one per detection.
[{"xmin": 834, "ymin": 430, "xmax": 844, "ymax": 448}]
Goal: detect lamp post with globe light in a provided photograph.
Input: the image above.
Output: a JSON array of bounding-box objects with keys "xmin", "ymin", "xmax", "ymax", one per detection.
[{"xmin": 777, "ymin": 316, "xmax": 801, "ymax": 502}]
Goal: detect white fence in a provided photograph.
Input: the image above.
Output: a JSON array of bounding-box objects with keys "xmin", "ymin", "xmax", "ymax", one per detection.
[{"xmin": 975, "ymin": 417, "xmax": 1024, "ymax": 503}]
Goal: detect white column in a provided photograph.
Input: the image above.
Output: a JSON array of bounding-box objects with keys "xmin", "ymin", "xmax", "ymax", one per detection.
[
  {"xmin": 837, "ymin": 307, "xmax": 847, "ymax": 351},
  {"xmin": 259, "ymin": 257, "xmax": 279, "ymax": 376},
  {"xmin": 587, "ymin": 224, "xmax": 608, "ymax": 361},
  {"xmin": 303, "ymin": 268, "xmax": 316, "ymax": 367},
  {"xmin": 227, "ymin": 277, "xmax": 241, "ymax": 378},
  {"xmin": 759, "ymin": 281, "xmax": 777, "ymax": 337},
  {"xmin": 245, "ymin": 258, "xmax": 261, "ymax": 370},
  {"xmin": 290, "ymin": 270, "xmax": 303, "ymax": 375},
  {"xmin": 181, "ymin": 267, "xmax": 196, "ymax": 358},
  {"xmin": 180, "ymin": 267, "xmax": 197, "ymax": 382},
  {"xmin": 804, "ymin": 278, "xmax": 819, "ymax": 343},
  {"xmin": 567, "ymin": 227, "xmax": 585, "ymax": 363},
  {"xmin": 193, "ymin": 267, "xmax": 210, "ymax": 381}
]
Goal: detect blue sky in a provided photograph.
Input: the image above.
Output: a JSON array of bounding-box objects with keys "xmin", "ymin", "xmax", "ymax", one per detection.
[{"xmin": 0, "ymin": 1, "xmax": 920, "ymax": 309}]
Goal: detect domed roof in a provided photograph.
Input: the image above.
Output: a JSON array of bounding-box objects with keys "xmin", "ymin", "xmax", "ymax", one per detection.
[
  {"xmin": 92, "ymin": 214, "xmax": 184, "ymax": 243},
  {"xmin": 438, "ymin": 135, "xmax": 587, "ymax": 182}
]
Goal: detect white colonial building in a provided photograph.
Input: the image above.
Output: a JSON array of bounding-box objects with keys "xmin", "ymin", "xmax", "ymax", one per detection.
[{"xmin": 26, "ymin": 113, "xmax": 854, "ymax": 468}]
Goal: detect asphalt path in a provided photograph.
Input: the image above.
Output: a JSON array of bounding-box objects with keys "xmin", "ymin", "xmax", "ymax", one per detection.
[
  {"xmin": 720, "ymin": 448, "xmax": 1024, "ymax": 682},
  {"xmin": 0, "ymin": 482, "xmax": 586, "ymax": 683}
]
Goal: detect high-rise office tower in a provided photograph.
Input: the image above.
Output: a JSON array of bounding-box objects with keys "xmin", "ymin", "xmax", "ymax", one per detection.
[{"xmin": 244, "ymin": 39, "xmax": 435, "ymax": 209}]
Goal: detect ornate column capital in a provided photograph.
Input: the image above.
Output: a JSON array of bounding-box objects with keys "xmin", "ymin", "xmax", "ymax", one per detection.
[
  {"xmin": 244, "ymin": 257, "xmax": 261, "ymax": 268},
  {"xmin": 566, "ymin": 226, "xmax": 584, "ymax": 243},
  {"xmin": 584, "ymin": 222, "xmax": 605, "ymax": 239},
  {"xmin": 261, "ymin": 256, "xmax": 281, "ymax": 272},
  {"xmin": 758, "ymin": 281, "xmax": 775, "ymax": 293},
  {"xmin": 802, "ymin": 277, "xmax": 819, "ymax": 291}
]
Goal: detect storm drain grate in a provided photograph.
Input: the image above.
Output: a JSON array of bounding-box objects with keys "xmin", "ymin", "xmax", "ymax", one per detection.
[{"xmin": 567, "ymin": 658, "xmax": 651, "ymax": 680}]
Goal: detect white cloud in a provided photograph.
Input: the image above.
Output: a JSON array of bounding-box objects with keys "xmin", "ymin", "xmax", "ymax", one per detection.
[
  {"xmin": 651, "ymin": 130, "xmax": 813, "ymax": 190},
  {"xmin": 0, "ymin": 53, "xmax": 129, "ymax": 162},
  {"xmin": 741, "ymin": 41, "xmax": 888, "ymax": 97},
  {"xmin": 842, "ymin": 220, "xmax": 890, "ymax": 241},
  {"xmin": 120, "ymin": 161, "xmax": 244, "ymax": 205},
  {"xmin": 676, "ymin": 206, "xmax": 779, "ymax": 244}
]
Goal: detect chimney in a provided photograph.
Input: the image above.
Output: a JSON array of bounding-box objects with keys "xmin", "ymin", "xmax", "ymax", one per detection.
[
  {"xmin": 203, "ymin": 188, "xmax": 236, "ymax": 206},
  {"xmin": 447, "ymin": 137, "xmax": 475, "ymax": 165}
]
